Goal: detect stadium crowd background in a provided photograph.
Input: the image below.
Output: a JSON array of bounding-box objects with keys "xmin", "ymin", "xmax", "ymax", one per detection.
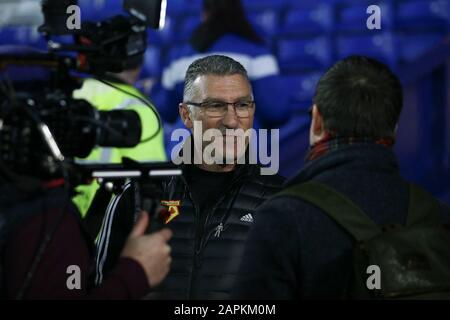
[{"xmin": 0, "ymin": 0, "xmax": 449, "ymax": 203}]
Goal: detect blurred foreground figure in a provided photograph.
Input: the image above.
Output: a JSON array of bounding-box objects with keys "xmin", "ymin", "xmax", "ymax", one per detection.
[{"xmin": 0, "ymin": 179, "xmax": 172, "ymax": 299}]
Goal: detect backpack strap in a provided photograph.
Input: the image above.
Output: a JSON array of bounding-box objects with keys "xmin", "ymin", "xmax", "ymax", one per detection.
[
  {"xmin": 407, "ymin": 183, "xmax": 441, "ymax": 227},
  {"xmin": 275, "ymin": 181, "xmax": 382, "ymax": 242}
]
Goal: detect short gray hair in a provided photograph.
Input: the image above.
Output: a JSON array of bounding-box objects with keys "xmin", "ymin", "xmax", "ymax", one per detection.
[{"xmin": 183, "ymin": 55, "xmax": 250, "ymax": 102}]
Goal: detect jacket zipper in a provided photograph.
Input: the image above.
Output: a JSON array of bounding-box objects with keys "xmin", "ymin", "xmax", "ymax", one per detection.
[
  {"xmin": 183, "ymin": 181, "xmax": 199, "ymax": 300},
  {"xmin": 185, "ymin": 172, "xmax": 248, "ymax": 299},
  {"xmin": 188, "ymin": 199, "xmax": 222, "ymax": 299}
]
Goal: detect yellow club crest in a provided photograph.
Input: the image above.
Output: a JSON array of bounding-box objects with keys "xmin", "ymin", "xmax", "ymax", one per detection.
[{"xmin": 160, "ymin": 200, "xmax": 181, "ymax": 224}]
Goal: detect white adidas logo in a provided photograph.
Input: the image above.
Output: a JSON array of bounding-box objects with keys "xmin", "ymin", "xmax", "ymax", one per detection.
[{"xmin": 240, "ymin": 213, "xmax": 254, "ymax": 223}]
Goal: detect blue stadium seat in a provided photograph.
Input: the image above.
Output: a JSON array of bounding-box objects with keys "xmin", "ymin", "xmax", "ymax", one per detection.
[
  {"xmin": 167, "ymin": 0, "xmax": 202, "ymax": 17},
  {"xmin": 243, "ymin": 0, "xmax": 287, "ymax": 11},
  {"xmin": 281, "ymin": 72, "xmax": 322, "ymax": 106},
  {"xmin": 27, "ymin": 27, "xmax": 47, "ymax": 50},
  {"xmin": 336, "ymin": 33, "xmax": 397, "ymax": 66},
  {"xmin": 147, "ymin": 29, "xmax": 164, "ymax": 47},
  {"xmin": 448, "ymin": 0, "xmax": 450, "ymax": 31},
  {"xmin": 176, "ymin": 16, "xmax": 201, "ymax": 42},
  {"xmin": 156, "ymin": 16, "xmax": 176, "ymax": 45},
  {"xmin": 162, "ymin": 44, "xmax": 188, "ymax": 71},
  {"xmin": 248, "ymin": 9, "xmax": 280, "ymax": 38},
  {"xmin": 277, "ymin": 37, "xmax": 332, "ymax": 72},
  {"xmin": 141, "ymin": 46, "xmax": 162, "ymax": 79},
  {"xmin": 397, "ymin": 32, "xmax": 445, "ymax": 63},
  {"xmin": 397, "ymin": 0, "xmax": 449, "ymax": 31},
  {"xmin": 0, "ymin": 27, "xmax": 23, "ymax": 45},
  {"xmin": 336, "ymin": 1, "xmax": 393, "ymax": 31},
  {"xmin": 0, "ymin": 26, "xmax": 46, "ymax": 49},
  {"xmin": 79, "ymin": 0, "xmax": 122, "ymax": 22},
  {"xmin": 166, "ymin": 0, "xmax": 186, "ymax": 17},
  {"xmin": 286, "ymin": 0, "xmax": 327, "ymax": 6},
  {"xmin": 281, "ymin": 5, "xmax": 333, "ymax": 35}
]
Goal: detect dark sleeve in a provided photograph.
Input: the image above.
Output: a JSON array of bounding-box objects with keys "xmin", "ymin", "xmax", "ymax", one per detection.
[
  {"xmin": 232, "ymin": 198, "xmax": 300, "ymax": 300},
  {"xmin": 4, "ymin": 201, "xmax": 149, "ymax": 300},
  {"xmin": 95, "ymin": 179, "xmax": 167, "ymax": 288},
  {"xmin": 87, "ymin": 258, "xmax": 150, "ymax": 300},
  {"xmin": 95, "ymin": 184, "xmax": 136, "ymax": 285}
]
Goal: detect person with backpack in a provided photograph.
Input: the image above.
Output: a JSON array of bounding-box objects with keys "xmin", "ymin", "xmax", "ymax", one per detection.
[{"xmin": 232, "ymin": 56, "xmax": 450, "ymax": 299}]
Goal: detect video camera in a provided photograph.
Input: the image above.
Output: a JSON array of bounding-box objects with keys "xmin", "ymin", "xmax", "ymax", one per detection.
[
  {"xmin": 40, "ymin": 0, "xmax": 166, "ymax": 73},
  {"xmin": 0, "ymin": 0, "xmax": 176, "ymax": 184},
  {"xmin": 0, "ymin": 1, "xmax": 177, "ymax": 299}
]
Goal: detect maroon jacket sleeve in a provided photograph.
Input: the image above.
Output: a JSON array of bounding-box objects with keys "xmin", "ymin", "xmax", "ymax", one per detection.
[{"xmin": 4, "ymin": 205, "xmax": 150, "ymax": 300}]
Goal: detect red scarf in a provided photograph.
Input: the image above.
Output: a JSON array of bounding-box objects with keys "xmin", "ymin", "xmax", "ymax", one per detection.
[{"xmin": 306, "ymin": 133, "xmax": 395, "ymax": 162}]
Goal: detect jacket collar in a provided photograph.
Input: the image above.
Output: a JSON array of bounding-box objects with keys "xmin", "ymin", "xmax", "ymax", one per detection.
[{"xmin": 286, "ymin": 143, "xmax": 400, "ymax": 187}]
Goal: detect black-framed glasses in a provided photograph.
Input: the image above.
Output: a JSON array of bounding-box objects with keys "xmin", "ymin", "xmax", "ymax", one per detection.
[{"xmin": 185, "ymin": 100, "xmax": 255, "ymax": 118}]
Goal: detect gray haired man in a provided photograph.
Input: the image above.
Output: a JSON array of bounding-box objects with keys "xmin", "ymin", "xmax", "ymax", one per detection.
[{"xmin": 95, "ymin": 55, "xmax": 285, "ymax": 299}]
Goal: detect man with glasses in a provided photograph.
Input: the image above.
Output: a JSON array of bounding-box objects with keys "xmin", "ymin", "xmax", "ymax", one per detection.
[{"xmin": 95, "ymin": 55, "xmax": 284, "ymax": 299}]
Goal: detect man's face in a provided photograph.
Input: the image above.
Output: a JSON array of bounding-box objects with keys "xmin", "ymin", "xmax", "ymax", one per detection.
[{"xmin": 180, "ymin": 74, "xmax": 255, "ymax": 163}]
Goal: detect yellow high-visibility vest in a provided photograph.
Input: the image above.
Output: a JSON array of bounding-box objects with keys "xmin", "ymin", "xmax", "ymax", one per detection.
[{"xmin": 72, "ymin": 78, "xmax": 167, "ymax": 217}]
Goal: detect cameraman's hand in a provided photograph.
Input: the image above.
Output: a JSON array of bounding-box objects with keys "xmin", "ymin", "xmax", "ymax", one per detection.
[{"xmin": 120, "ymin": 212, "xmax": 172, "ymax": 288}]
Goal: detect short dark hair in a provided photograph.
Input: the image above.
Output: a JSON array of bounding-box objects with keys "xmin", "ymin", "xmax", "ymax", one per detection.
[
  {"xmin": 183, "ymin": 55, "xmax": 249, "ymax": 101},
  {"xmin": 313, "ymin": 56, "xmax": 403, "ymax": 139}
]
